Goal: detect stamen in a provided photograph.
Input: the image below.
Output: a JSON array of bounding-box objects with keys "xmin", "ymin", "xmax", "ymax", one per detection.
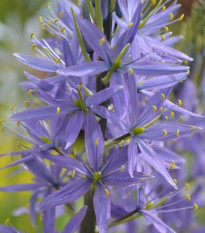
[
  {"xmin": 184, "ymin": 60, "xmax": 188, "ymax": 64},
  {"xmin": 120, "ymin": 140, "xmax": 124, "ymax": 148},
  {"xmin": 17, "ymin": 121, "xmax": 20, "ymax": 127},
  {"xmin": 161, "ymin": 93, "xmax": 165, "ymax": 100},
  {"xmin": 47, "ymin": 20, "xmax": 52, "ymax": 26},
  {"xmin": 180, "ymin": 116, "xmax": 184, "ymax": 123},
  {"xmin": 129, "ymin": 68, "xmax": 133, "ymax": 75},
  {"xmin": 56, "ymin": 107, "xmax": 60, "ymax": 115},
  {"xmin": 128, "ymin": 22, "xmax": 134, "ymax": 27},
  {"xmin": 173, "ymin": 179, "xmax": 177, "ymax": 184},
  {"xmin": 105, "ymin": 189, "xmax": 110, "ymax": 196},
  {"xmin": 164, "ymin": 116, "xmax": 168, "ymax": 120},
  {"xmin": 164, "ymin": 26, "xmax": 169, "ymax": 32},
  {"xmin": 72, "ymin": 170, "xmax": 76, "ymax": 178},
  {"xmin": 178, "ymin": 14, "xmax": 184, "ymax": 22},
  {"xmin": 186, "ymin": 194, "xmax": 191, "ymax": 201},
  {"xmin": 59, "ymin": 11, "xmax": 64, "ymax": 17},
  {"xmin": 170, "ymin": 161, "xmax": 175, "ymax": 170},
  {"xmin": 39, "ymin": 16, "xmax": 43, "ymax": 23},
  {"xmin": 41, "ymin": 24, "xmax": 46, "ymax": 30},
  {"xmin": 40, "ymin": 214, "xmax": 44, "ymax": 221},
  {"xmin": 162, "ymin": 6, "xmax": 166, "ymax": 10},
  {"xmin": 177, "ymin": 99, "xmax": 182, "ymax": 107},
  {"xmin": 30, "ymin": 32, "xmax": 34, "ymax": 39},
  {"xmin": 170, "ymin": 111, "xmax": 175, "ymax": 119},
  {"xmin": 163, "ymin": 130, "xmax": 167, "ymax": 137},
  {"xmin": 186, "ymin": 183, "xmax": 190, "ymax": 191},
  {"xmin": 160, "ymin": 35, "xmax": 165, "ymax": 40},
  {"xmin": 194, "ymin": 203, "xmax": 198, "ymax": 211},
  {"xmin": 73, "ymin": 147, "xmax": 77, "ymax": 157},
  {"xmin": 54, "ymin": 18, "xmax": 59, "ymax": 24},
  {"xmin": 176, "ymin": 129, "xmax": 180, "ymax": 137},
  {"xmin": 61, "ymin": 26, "xmax": 66, "ymax": 33},
  {"xmin": 11, "ymin": 104, "xmax": 15, "ymax": 111},
  {"xmin": 121, "ymin": 165, "xmax": 124, "ymax": 173},
  {"xmin": 24, "ymin": 100, "xmax": 29, "ymax": 106},
  {"xmin": 55, "ymin": 57, "xmax": 61, "ymax": 63},
  {"xmin": 1, "ymin": 127, "xmax": 5, "ymax": 133},
  {"xmin": 99, "ymin": 37, "xmax": 105, "ymax": 45},
  {"xmin": 169, "ymin": 13, "xmax": 174, "ymax": 21},
  {"xmin": 5, "ymin": 218, "xmax": 10, "ymax": 225},
  {"xmin": 95, "ymin": 138, "xmax": 99, "ymax": 146},
  {"xmin": 152, "ymin": 105, "xmax": 157, "ymax": 112},
  {"xmin": 160, "ymin": 107, "xmax": 163, "ymax": 112},
  {"xmin": 151, "ymin": 0, "xmax": 156, "ymax": 5},
  {"xmin": 0, "ymin": 119, "xmax": 4, "ymax": 126},
  {"xmin": 45, "ymin": 2, "xmax": 51, "ymax": 8},
  {"xmin": 32, "ymin": 44, "xmax": 37, "ymax": 50},
  {"xmin": 187, "ymin": 69, "xmax": 190, "ymax": 74}
]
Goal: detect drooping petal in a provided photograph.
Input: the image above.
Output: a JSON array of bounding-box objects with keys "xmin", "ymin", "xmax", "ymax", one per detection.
[
  {"xmin": 43, "ymin": 208, "xmax": 55, "ymax": 233},
  {"xmin": 38, "ymin": 179, "xmax": 91, "ymax": 210},
  {"xmin": 85, "ymin": 112, "xmax": 104, "ymax": 171},
  {"xmin": 14, "ymin": 53, "xmax": 61, "ymax": 72},
  {"xmin": 62, "ymin": 206, "xmax": 87, "ymax": 233},
  {"xmin": 128, "ymin": 137, "xmax": 138, "ymax": 177},
  {"xmin": 93, "ymin": 183, "xmax": 111, "ymax": 233},
  {"xmin": 0, "ymin": 183, "xmax": 45, "ymax": 192}
]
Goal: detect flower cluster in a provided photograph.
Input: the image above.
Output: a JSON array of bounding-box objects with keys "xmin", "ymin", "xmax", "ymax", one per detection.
[{"xmin": 0, "ymin": 0, "xmax": 203, "ymax": 233}]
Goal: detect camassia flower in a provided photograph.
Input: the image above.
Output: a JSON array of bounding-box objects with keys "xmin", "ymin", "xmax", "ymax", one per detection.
[{"xmin": 37, "ymin": 112, "xmax": 152, "ymax": 233}]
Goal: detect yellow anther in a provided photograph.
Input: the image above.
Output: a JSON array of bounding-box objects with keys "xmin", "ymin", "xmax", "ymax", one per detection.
[
  {"xmin": 151, "ymin": 0, "xmax": 156, "ymax": 5},
  {"xmin": 46, "ymin": 2, "xmax": 51, "ymax": 8},
  {"xmin": 11, "ymin": 104, "xmax": 15, "ymax": 111},
  {"xmin": 0, "ymin": 119, "xmax": 3, "ymax": 126},
  {"xmin": 17, "ymin": 121, "xmax": 20, "ymax": 126},
  {"xmin": 129, "ymin": 68, "xmax": 133, "ymax": 75},
  {"xmin": 55, "ymin": 57, "xmax": 61, "ymax": 63},
  {"xmin": 120, "ymin": 140, "xmax": 124, "ymax": 148},
  {"xmin": 164, "ymin": 26, "xmax": 169, "ymax": 32},
  {"xmin": 178, "ymin": 14, "xmax": 184, "ymax": 22},
  {"xmin": 30, "ymin": 32, "xmax": 34, "ymax": 39},
  {"xmin": 152, "ymin": 105, "xmax": 157, "ymax": 112},
  {"xmin": 32, "ymin": 44, "xmax": 37, "ymax": 50},
  {"xmin": 56, "ymin": 107, "xmax": 60, "ymax": 115},
  {"xmin": 180, "ymin": 80, "xmax": 184, "ymax": 84},
  {"xmin": 61, "ymin": 26, "xmax": 66, "ymax": 33},
  {"xmin": 170, "ymin": 111, "xmax": 175, "ymax": 119},
  {"xmin": 160, "ymin": 35, "xmax": 165, "ymax": 40},
  {"xmin": 162, "ymin": 6, "xmax": 166, "ymax": 11},
  {"xmin": 54, "ymin": 18, "xmax": 59, "ymax": 24},
  {"xmin": 24, "ymin": 100, "xmax": 29, "ymax": 106},
  {"xmin": 72, "ymin": 170, "xmax": 76, "ymax": 178},
  {"xmin": 186, "ymin": 183, "xmax": 190, "ymax": 191},
  {"xmin": 159, "ymin": 107, "xmax": 163, "ymax": 112},
  {"xmin": 180, "ymin": 116, "xmax": 184, "ymax": 123},
  {"xmin": 41, "ymin": 24, "xmax": 46, "ymax": 30},
  {"xmin": 170, "ymin": 163, "xmax": 174, "ymax": 170},
  {"xmin": 99, "ymin": 37, "xmax": 105, "ymax": 46},
  {"xmin": 177, "ymin": 99, "xmax": 182, "ymax": 107},
  {"xmin": 39, "ymin": 16, "xmax": 43, "ymax": 23},
  {"xmin": 73, "ymin": 147, "xmax": 77, "ymax": 157},
  {"xmin": 121, "ymin": 165, "xmax": 124, "ymax": 173},
  {"xmin": 28, "ymin": 90, "xmax": 33, "ymax": 96},
  {"xmin": 184, "ymin": 60, "xmax": 188, "ymax": 64},
  {"xmin": 164, "ymin": 116, "xmax": 168, "ymax": 120},
  {"xmin": 172, "ymin": 161, "xmax": 175, "ymax": 167},
  {"xmin": 26, "ymin": 203, "xmax": 30, "ymax": 210},
  {"xmin": 186, "ymin": 194, "xmax": 191, "ymax": 201},
  {"xmin": 128, "ymin": 22, "xmax": 134, "ymax": 27},
  {"xmin": 40, "ymin": 214, "xmax": 44, "ymax": 221},
  {"xmin": 173, "ymin": 179, "xmax": 177, "ymax": 184},
  {"xmin": 169, "ymin": 13, "xmax": 174, "ymax": 21},
  {"xmin": 2, "ymin": 126, "xmax": 5, "ymax": 133},
  {"xmin": 48, "ymin": 20, "xmax": 52, "ymax": 26},
  {"xmin": 105, "ymin": 189, "xmax": 110, "ymax": 196},
  {"xmin": 60, "ymin": 11, "xmax": 64, "ymax": 17},
  {"xmin": 194, "ymin": 203, "xmax": 198, "ymax": 211},
  {"xmin": 187, "ymin": 69, "xmax": 190, "ymax": 74},
  {"xmin": 161, "ymin": 93, "xmax": 165, "ymax": 100},
  {"xmin": 163, "ymin": 130, "xmax": 167, "ymax": 137},
  {"xmin": 5, "ymin": 218, "xmax": 10, "ymax": 225},
  {"xmin": 95, "ymin": 138, "xmax": 99, "ymax": 146},
  {"xmin": 176, "ymin": 129, "xmax": 180, "ymax": 137}
]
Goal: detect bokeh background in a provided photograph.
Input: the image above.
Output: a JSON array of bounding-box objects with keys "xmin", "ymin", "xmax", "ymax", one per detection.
[{"xmin": 0, "ymin": 0, "xmax": 204, "ymax": 232}]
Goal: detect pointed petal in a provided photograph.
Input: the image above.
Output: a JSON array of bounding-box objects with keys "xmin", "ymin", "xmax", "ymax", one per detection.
[
  {"xmin": 14, "ymin": 53, "xmax": 61, "ymax": 72},
  {"xmin": 0, "ymin": 225, "xmax": 21, "ymax": 233},
  {"xmin": 93, "ymin": 184, "xmax": 110, "ymax": 233},
  {"xmin": 85, "ymin": 112, "xmax": 104, "ymax": 171},
  {"xmin": 43, "ymin": 208, "xmax": 55, "ymax": 233},
  {"xmin": 128, "ymin": 137, "xmax": 137, "ymax": 177},
  {"xmin": 62, "ymin": 206, "xmax": 87, "ymax": 233},
  {"xmin": 0, "ymin": 183, "xmax": 44, "ymax": 192}
]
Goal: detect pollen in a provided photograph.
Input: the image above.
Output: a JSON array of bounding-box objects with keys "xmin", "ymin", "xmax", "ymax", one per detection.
[
  {"xmin": 186, "ymin": 183, "xmax": 190, "ymax": 191},
  {"xmin": 45, "ymin": 2, "xmax": 51, "ymax": 8},
  {"xmin": 162, "ymin": 6, "xmax": 166, "ymax": 11},
  {"xmin": 164, "ymin": 26, "xmax": 169, "ymax": 32},
  {"xmin": 178, "ymin": 14, "xmax": 184, "ymax": 22},
  {"xmin": 163, "ymin": 130, "xmax": 167, "ymax": 137},
  {"xmin": 160, "ymin": 35, "xmax": 165, "ymax": 40},
  {"xmin": 128, "ymin": 22, "xmax": 134, "ymax": 27},
  {"xmin": 177, "ymin": 99, "xmax": 182, "ymax": 107},
  {"xmin": 105, "ymin": 189, "xmax": 110, "ymax": 196},
  {"xmin": 32, "ymin": 44, "xmax": 37, "ymax": 50},
  {"xmin": 5, "ymin": 218, "xmax": 10, "ymax": 225},
  {"xmin": 56, "ymin": 107, "xmax": 60, "ymax": 115},
  {"xmin": 61, "ymin": 26, "xmax": 66, "ymax": 33},
  {"xmin": 55, "ymin": 57, "xmax": 61, "ymax": 63},
  {"xmin": 30, "ymin": 32, "xmax": 34, "ymax": 39},
  {"xmin": 194, "ymin": 203, "xmax": 198, "ymax": 211},
  {"xmin": 152, "ymin": 105, "xmax": 157, "ymax": 112},
  {"xmin": 186, "ymin": 194, "xmax": 191, "ymax": 201},
  {"xmin": 176, "ymin": 129, "xmax": 180, "ymax": 137},
  {"xmin": 180, "ymin": 116, "xmax": 184, "ymax": 123},
  {"xmin": 39, "ymin": 16, "xmax": 43, "ymax": 23},
  {"xmin": 121, "ymin": 165, "xmax": 124, "ymax": 173},
  {"xmin": 95, "ymin": 138, "xmax": 99, "ymax": 146},
  {"xmin": 99, "ymin": 37, "xmax": 105, "ymax": 46},
  {"xmin": 169, "ymin": 13, "xmax": 174, "ymax": 21},
  {"xmin": 40, "ymin": 214, "xmax": 44, "ymax": 221},
  {"xmin": 60, "ymin": 11, "xmax": 64, "ymax": 17},
  {"xmin": 173, "ymin": 179, "xmax": 177, "ymax": 184},
  {"xmin": 54, "ymin": 18, "xmax": 59, "ymax": 24},
  {"xmin": 129, "ymin": 68, "xmax": 133, "ymax": 75},
  {"xmin": 164, "ymin": 116, "xmax": 168, "ymax": 120},
  {"xmin": 160, "ymin": 94, "xmax": 165, "ymax": 101},
  {"xmin": 11, "ymin": 104, "xmax": 15, "ymax": 111},
  {"xmin": 120, "ymin": 140, "xmax": 124, "ymax": 148},
  {"xmin": 72, "ymin": 170, "xmax": 76, "ymax": 178}
]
